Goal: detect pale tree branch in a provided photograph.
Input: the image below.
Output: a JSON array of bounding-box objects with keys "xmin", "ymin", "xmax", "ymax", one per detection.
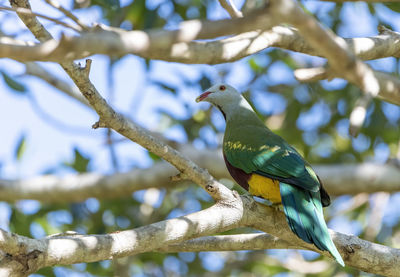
[
  {"xmin": 157, "ymin": 233, "xmax": 299, "ymax": 252},
  {"xmin": 2, "ymin": 23, "xmax": 400, "ymax": 64},
  {"xmin": 295, "ymin": 65, "xmax": 400, "ymax": 106},
  {"xmin": 218, "ymin": 0, "xmax": 243, "ymax": 18},
  {"xmin": 1, "ymin": 196, "xmax": 400, "ymax": 276},
  {"xmin": 0, "ymin": 7, "xmax": 274, "ymax": 62},
  {"xmin": 0, "ymin": 201, "xmax": 244, "ymax": 276},
  {"xmin": 0, "ymin": 146, "xmax": 400, "ymax": 203}
]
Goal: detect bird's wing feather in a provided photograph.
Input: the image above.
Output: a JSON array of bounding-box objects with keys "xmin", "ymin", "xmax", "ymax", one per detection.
[
  {"xmin": 280, "ymin": 182, "xmax": 344, "ymax": 266},
  {"xmin": 224, "ymin": 136, "xmax": 320, "ymax": 192}
]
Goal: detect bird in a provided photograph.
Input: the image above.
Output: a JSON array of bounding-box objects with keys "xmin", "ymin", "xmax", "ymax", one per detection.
[{"xmin": 196, "ymin": 83, "xmax": 344, "ymax": 266}]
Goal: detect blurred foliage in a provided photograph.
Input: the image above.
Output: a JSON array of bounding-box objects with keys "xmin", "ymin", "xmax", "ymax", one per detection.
[
  {"xmin": 14, "ymin": 134, "xmax": 26, "ymax": 162},
  {"xmin": 1, "ymin": 0, "xmax": 400, "ymax": 276},
  {"xmin": 1, "ymin": 70, "xmax": 27, "ymax": 94}
]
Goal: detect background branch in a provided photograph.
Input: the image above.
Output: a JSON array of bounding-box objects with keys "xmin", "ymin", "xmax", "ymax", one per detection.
[
  {"xmin": 295, "ymin": 65, "xmax": 400, "ymax": 105},
  {"xmin": 0, "ymin": 145, "xmax": 400, "ymax": 202}
]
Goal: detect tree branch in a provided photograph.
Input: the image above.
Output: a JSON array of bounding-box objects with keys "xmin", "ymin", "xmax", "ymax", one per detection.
[
  {"xmin": 158, "ymin": 233, "xmax": 299, "ymax": 252},
  {"xmin": 1, "ymin": 145, "xmax": 399, "ymax": 202},
  {"xmin": 218, "ymin": 0, "xmax": 243, "ymax": 18},
  {"xmin": 2, "ymin": 24, "xmax": 400, "ymax": 64},
  {"xmin": 1, "ymin": 196, "xmax": 400, "ymax": 276},
  {"xmin": 295, "ymin": 65, "xmax": 400, "ymax": 106},
  {"xmin": 0, "ymin": 201, "xmax": 243, "ymax": 276},
  {"xmin": 0, "ymin": 5, "xmax": 273, "ymax": 62}
]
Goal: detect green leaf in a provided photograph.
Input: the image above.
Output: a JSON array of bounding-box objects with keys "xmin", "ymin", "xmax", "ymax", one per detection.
[
  {"xmin": 64, "ymin": 148, "xmax": 90, "ymax": 173},
  {"xmin": 1, "ymin": 71, "xmax": 27, "ymax": 94},
  {"xmin": 148, "ymin": 152, "xmax": 161, "ymax": 161},
  {"xmin": 385, "ymin": 3, "xmax": 400, "ymax": 13},
  {"xmin": 199, "ymin": 76, "xmax": 211, "ymax": 91},
  {"xmin": 248, "ymin": 58, "xmax": 264, "ymax": 73},
  {"xmin": 152, "ymin": 80, "xmax": 178, "ymax": 94},
  {"xmin": 15, "ymin": 134, "xmax": 27, "ymax": 161}
]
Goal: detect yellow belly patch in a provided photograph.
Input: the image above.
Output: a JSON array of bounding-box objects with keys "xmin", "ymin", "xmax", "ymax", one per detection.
[{"xmin": 248, "ymin": 174, "xmax": 281, "ymax": 203}]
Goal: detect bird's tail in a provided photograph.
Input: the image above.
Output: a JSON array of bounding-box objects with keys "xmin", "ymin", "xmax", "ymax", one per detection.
[{"xmin": 280, "ymin": 182, "xmax": 345, "ymax": 266}]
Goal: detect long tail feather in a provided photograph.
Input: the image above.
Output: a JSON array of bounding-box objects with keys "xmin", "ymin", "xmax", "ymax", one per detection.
[{"xmin": 280, "ymin": 182, "xmax": 345, "ymax": 266}]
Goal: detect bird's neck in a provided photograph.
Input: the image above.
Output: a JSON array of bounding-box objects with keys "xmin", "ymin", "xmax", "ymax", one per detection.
[{"xmin": 223, "ymin": 98, "xmax": 264, "ymax": 127}]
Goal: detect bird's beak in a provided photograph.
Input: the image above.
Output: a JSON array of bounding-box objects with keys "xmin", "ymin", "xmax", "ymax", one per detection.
[{"xmin": 196, "ymin": 91, "xmax": 212, "ymax": 102}]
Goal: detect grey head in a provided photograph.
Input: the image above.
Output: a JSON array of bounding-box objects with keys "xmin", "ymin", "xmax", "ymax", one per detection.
[{"xmin": 195, "ymin": 83, "xmax": 253, "ymax": 120}]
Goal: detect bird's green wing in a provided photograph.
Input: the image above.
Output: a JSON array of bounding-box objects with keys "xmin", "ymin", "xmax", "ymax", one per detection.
[{"xmin": 224, "ymin": 134, "xmax": 321, "ymax": 192}]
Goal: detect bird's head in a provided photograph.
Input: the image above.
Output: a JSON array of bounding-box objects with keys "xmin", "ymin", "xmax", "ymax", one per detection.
[{"xmin": 195, "ymin": 83, "xmax": 242, "ymax": 108}]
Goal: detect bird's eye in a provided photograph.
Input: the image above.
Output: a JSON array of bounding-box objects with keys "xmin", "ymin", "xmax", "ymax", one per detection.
[{"xmin": 219, "ymin": 85, "xmax": 226, "ymax": 91}]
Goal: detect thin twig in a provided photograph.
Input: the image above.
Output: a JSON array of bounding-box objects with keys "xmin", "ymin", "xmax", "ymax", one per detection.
[
  {"xmin": 218, "ymin": 0, "xmax": 243, "ymax": 18},
  {"xmin": 0, "ymin": 5, "xmax": 82, "ymax": 32},
  {"xmin": 44, "ymin": 0, "xmax": 88, "ymax": 31}
]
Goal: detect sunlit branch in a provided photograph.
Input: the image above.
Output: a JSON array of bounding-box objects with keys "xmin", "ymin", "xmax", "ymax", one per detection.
[
  {"xmin": 0, "ymin": 202, "xmax": 243, "ymax": 276},
  {"xmin": 2, "ymin": 24, "xmax": 400, "ymax": 64},
  {"xmin": 1, "ymin": 196, "xmax": 400, "ymax": 276}
]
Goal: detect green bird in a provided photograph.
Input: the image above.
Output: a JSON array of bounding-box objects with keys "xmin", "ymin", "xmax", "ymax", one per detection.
[{"xmin": 196, "ymin": 83, "xmax": 344, "ymax": 266}]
